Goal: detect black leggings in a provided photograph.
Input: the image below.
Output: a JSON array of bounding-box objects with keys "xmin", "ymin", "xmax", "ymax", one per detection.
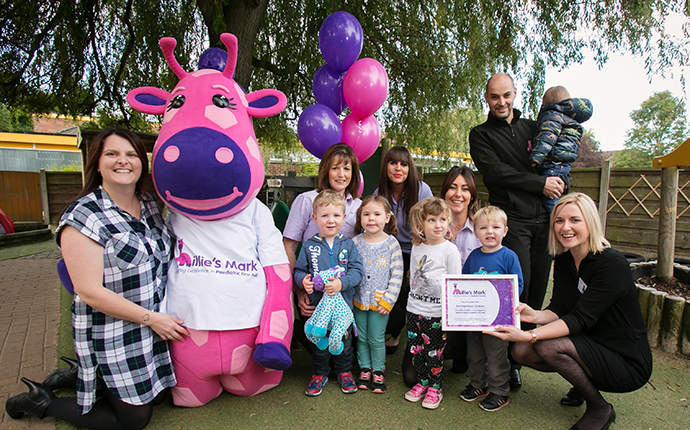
[
  {"xmin": 512, "ymin": 337, "xmax": 613, "ymax": 429},
  {"xmin": 45, "ymin": 386, "xmax": 165, "ymax": 430}
]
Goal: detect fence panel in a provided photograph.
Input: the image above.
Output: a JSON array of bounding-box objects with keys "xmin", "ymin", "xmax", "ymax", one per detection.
[
  {"xmin": 3, "ymin": 165, "xmax": 690, "ymax": 258},
  {"xmin": 46, "ymin": 172, "xmax": 83, "ymax": 225},
  {"xmin": 0, "ymin": 171, "xmax": 42, "ymax": 222},
  {"xmin": 423, "ymin": 167, "xmax": 690, "ymax": 259}
]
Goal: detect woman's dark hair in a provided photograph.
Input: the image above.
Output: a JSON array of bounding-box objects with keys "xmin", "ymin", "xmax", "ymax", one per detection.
[
  {"xmin": 440, "ymin": 166, "xmax": 479, "ymax": 220},
  {"xmin": 377, "ymin": 146, "xmax": 420, "ymax": 216},
  {"xmin": 316, "ymin": 143, "xmax": 361, "ymax": 198},
  {"xmin": 77, "ymin": 127, "xmax": 149, "ymax": 200}
]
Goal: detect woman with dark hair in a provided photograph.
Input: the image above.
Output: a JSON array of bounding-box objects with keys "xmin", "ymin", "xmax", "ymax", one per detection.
[
  {"xmin": 374, "ymin": 146, "xmax": 432, "ymax": 356},
  {"xmin": 440, "ymin": 166, "xmax": 482, "ymax": 377},
  {"xmin": 441, "ymin": 166, "xmax": 481, "ymax": 264},
  {"xmin": 6, "ymin": 127, "xmax": 188, "ymax": 430},
  {"xmin": 489, "ymin": 193, "xmax": 652, "ymax": 430},
  {"xmin": 283, "ymin": 143, "xmax": 362, "ymax": 320}
]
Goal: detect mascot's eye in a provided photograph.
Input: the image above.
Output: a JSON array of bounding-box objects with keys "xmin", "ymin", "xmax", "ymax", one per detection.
[
  {"xmin": 167, "ymin": 95, "xmax": 185, "ymax": 111},
  {"xmin": 212, "ymin": 94, "xmax": 237, "ymax": 110}
]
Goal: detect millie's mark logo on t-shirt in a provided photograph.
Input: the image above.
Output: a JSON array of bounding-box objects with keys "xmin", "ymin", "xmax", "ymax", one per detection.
[{"xmin": 175, "ymin": 237, "xmax": 258, "ymax": 277}]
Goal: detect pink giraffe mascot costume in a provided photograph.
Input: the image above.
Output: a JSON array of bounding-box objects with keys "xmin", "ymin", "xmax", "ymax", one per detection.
[{"xmin": 126, "ymin": 33, "xmax": 293, "ymax": 406}]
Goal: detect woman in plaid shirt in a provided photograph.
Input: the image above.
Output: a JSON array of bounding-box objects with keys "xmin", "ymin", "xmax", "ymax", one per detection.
[{"xmin": 6, "ymin": 128, "xmax": 188, "ymax": 429}]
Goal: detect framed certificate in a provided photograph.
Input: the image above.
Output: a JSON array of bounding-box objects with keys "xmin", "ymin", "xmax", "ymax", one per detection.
[{"xmin": 441, "ymin": 274, "xmax": 520, "ymax": 331}]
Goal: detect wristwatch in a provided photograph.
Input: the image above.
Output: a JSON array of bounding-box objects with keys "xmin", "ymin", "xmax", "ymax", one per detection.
[{"xmin": 529, "ymin": 329, "xmax": 538, "ymax": 344}]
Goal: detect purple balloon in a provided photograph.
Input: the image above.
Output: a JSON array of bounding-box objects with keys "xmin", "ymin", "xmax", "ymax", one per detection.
[
  {"xmin": 313, "ymin": 64, "xmax": 347, "ymax": 115},
  {"xmin": 57, "ymin": 259, "xmax": 74, "ymax": 295},
  {"xmin": 298, "ymin": 104, "xmax": 343, "ymax": 159},
  {"xmin": 319, "ymin": 12, "xmax": 363, "ymax": 73}
]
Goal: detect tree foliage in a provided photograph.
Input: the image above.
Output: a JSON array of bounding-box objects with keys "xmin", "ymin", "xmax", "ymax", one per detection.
[
  {"xmin": 572, "ymin": 131, "xmax": 607, "ymax": 168},
  {"xmin": 0, "ymin": 104, "xmax": 33, "ymax": 132},
  {"xmin": 0, "ymin": 0, "xmax": 203, "ymax": 130},
  {"xmin": 624, "ymin": 90, "xmax": 688, "ymax": 158},
  {"xmin": 2, "ymin": 0, "xmax": 689, "ymax": 154},
  {"xmin": 612, "ymin": 147, "xmax": 653, "ymax": 168}
]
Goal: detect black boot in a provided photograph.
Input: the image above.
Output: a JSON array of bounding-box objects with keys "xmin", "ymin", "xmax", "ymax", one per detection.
[
  {"xmin": 5, "ymin": 378, "xmax": 56, "ymax": 419},
  {"xmin": 42, "ymin": 356, "xmax": 79, "ymax": 391}
]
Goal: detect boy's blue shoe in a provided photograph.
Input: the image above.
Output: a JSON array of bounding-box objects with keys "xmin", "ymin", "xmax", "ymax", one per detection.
[
  {"xmin": 305, "ymin": 375, "xmax": 328, "ymax": 396},
  {"xmin": 337, "ymin": 372, "xmax": 357, "ymax": 394}
]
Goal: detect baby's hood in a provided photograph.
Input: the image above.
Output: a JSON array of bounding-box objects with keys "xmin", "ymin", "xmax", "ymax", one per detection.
[{"xmin": 541, "ymin": 98, "xmax": 593, "ymax": 123}]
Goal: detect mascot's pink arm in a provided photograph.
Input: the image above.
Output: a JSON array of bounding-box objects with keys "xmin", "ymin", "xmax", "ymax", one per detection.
[{"xmin": 253, "ymin": 263, "xmax": 294, "ymax": 370}]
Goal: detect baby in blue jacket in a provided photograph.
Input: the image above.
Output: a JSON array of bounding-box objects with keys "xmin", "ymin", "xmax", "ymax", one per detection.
[{"xmin": 530, "ymin": 86, "xmax": 593, "ymax": 214}]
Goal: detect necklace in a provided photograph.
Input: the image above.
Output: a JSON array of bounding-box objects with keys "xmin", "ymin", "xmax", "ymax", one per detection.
[{"xmin": 449, "ymin": 215, "xmax": 467, "ymax": 234}]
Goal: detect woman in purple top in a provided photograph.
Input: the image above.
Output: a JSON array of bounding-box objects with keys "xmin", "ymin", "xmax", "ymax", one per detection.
[
  {"xmin": 399, "ymin": 166, "xmax": 483, "ymax": 386},
  {"xmin": 373, "ymin": 146, "xmax": 433, "ymax": 355},
  {"xmin": 283, "ymin": 144, "xmax": 362, "ymax": 320},
  {"xmin": 442, "ymin": 167, "xmax": 483, "ymax": 376},
  {"xmin": 443, "ymin": 166, "xmax": 482, "ymax": 266}
]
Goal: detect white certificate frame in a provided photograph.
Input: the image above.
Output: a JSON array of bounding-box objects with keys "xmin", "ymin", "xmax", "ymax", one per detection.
[{"xmin": 441, "ymin": 274, "xmax": 520, "ymax": 331}]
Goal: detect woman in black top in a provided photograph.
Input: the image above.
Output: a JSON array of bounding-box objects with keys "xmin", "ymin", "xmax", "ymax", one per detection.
[{"xmin": 489, "ymin": 193, "xmax": 652, "ymax": 430}]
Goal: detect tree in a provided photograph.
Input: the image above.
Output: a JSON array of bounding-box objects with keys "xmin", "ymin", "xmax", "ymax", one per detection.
[
  {"xmin": 619, "ymin": 90, "xmax": 688, "ymax": 167},
  {"xmin": 572, "ymin": 131, "xmax": 606, "ymax": 168},
  {"xmin": 0, "ymin": 104, "xmax": 33, "ymax": 132},
  {"xmin": 2, "ymin": 1, "xmax": 689, "ymax": 154},
  {"xmin": 612, "ymin": 147, "xmax": 652, "ymax": 168}
]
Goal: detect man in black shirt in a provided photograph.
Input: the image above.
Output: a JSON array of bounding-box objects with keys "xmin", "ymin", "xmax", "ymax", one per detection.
[{"xmin": 469, "ymin": 73, "xmax": 565, "ymax": 388}]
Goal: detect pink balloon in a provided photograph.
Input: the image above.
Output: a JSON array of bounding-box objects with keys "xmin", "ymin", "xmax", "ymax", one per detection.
[
  {"xmin": 343, "ymin": 58, "xmax": 388, "ymax": 118},
  {"xmin": 342, "ymin": 113, "xmax": 380, "ymax": 163},
  {"xmin": 358, "ymin": 170, "xmax": 364, "ymax": 197}
]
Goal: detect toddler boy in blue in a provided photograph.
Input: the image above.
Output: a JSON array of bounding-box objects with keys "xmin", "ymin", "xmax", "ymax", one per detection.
[
  {"xmin": 460, "ymin": 206, "xmax": 523, "ymax": 412},
  {"xmin": 293, "ymin": 190, "xmax": 363, "ymax": 396}
]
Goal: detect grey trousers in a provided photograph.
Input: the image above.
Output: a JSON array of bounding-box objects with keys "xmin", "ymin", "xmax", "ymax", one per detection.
[{"xmin": 466, "ymin": 331, "xmax": 510, "ymax": 397}]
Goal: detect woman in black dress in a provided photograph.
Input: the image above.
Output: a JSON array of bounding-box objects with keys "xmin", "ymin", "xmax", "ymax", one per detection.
[{"xmin": 489, "ymin": 193, "xmax": 652, "ymax": 430}]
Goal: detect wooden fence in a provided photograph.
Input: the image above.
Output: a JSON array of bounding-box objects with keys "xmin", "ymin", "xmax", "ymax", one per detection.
[
  {"xmin": 425, "ymin": 166, "xmax": 690, "ymax": 260},
  {"xmin": 0, "ymin": 171, "xmax": 42, "ymax": 222},
  {"xmin": 2, "ymin": 166, "xmax": 690, "ymax": 259},
  {"xmin": 40, "ymin": 171, "xmax": 83, "ymax": 226}
]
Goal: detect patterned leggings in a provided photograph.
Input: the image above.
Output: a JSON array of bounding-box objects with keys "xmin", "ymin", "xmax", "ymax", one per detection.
[{"xmin": 406, "ymin": 312, "xmax": 446, "ymax": 389}]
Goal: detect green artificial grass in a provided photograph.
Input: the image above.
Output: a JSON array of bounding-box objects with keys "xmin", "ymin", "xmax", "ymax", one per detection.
[
  {"xmin": 0, "ymin": 238, "xmax": 58, "ymax": 260},
  {"xmin": 4, "ymin": 238, "xmax": 683, "ymax": 428},
  {"xmin": 53, "ymin": 283, "xmax": 690, "ymax": 430}
]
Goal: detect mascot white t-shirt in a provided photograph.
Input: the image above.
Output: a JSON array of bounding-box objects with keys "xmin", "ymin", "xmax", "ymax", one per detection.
[{"xmin": 164, "ymin": 199, "xmax": 288, "ymax": 330}]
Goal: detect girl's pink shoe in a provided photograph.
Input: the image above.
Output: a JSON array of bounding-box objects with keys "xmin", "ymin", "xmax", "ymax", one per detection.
[{"xmin": 404, "ymin": 383, "xmax": 428, "ymax": 402}]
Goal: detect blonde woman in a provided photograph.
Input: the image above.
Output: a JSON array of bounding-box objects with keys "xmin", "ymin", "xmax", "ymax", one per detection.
[{"xmin": 489, "ymin": 193, "xmax": 652, "ymax": 430}]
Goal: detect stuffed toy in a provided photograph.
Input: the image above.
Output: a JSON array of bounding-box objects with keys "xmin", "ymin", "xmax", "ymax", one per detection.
[
  {"xmin": 304, "ymin": 266, "xmax": 356, "ymax": 355},
  {"xmin": 126, "ymin": 33, "xmax": 293, "ymax": 407}
]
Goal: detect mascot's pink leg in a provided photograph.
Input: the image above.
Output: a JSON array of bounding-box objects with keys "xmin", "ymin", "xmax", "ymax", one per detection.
[
  {"xmin": 169, "ymin": 329, "xmax": 225, "ymax": 407},
  {"xmin": 218, "ymin": 329, "xmax": 284, "ymax": 397},
  {"xmin": 170, "ymin": 327, "xmax": 286, "ymax": 406},
  {"xmin": 170, "ymin": 328, "xmax": 285, "ymax": 406},
  {"xmin": 253, "ymin": 264, "xmax": 294, "ymax": 370}
]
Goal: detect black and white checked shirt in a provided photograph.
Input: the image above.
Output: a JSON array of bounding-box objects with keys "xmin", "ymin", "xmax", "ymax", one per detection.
[{"xmin": 57, "ymin": 187, "xmax": 175, "ymax": 414}]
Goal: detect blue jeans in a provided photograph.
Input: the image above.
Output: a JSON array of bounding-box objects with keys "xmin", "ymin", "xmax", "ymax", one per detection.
[
  {"xmin": 354, "ymin": 309, "xmax": 390, "ymax": 371},
  {"xmin": 311, "ymin": 325, "xmax": 353, "ymax": 376},
  {"xmin": 539, "ymin": 162, "xmax": 571, "ymax": 215}
]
